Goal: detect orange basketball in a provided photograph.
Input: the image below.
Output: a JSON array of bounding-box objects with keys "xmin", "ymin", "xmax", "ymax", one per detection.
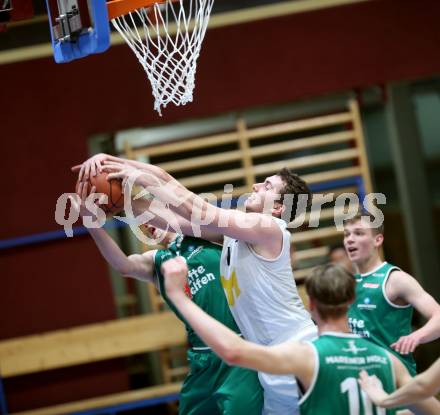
[{"xmin": 77, "ymin": 172, "xmax": 124, "ymax": 215}]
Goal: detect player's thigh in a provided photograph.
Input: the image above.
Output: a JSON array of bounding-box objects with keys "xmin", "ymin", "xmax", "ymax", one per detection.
[
  {"xmin": 179, "ymin": 352, "xmax": 220, "ymax": 415},
  {"xmin": 179, "ymin": 389, "xmax": 217, "ymax": 415},
  {"xmin": 214, "ymin": 364, "xmax": 263, "ymax": 415},
  {"xmin": 180, "ymin": 372, "xmax": 219, "ymax": 415}
]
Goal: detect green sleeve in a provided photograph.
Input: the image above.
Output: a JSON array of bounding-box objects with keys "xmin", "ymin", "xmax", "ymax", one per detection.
[
  {"xmin": 152, "ymin": 248, "xmax": 182, "ymax": 319},
  {"xmin": 153, "ymin": 249, "xmax": 173, "ymax": 280}
]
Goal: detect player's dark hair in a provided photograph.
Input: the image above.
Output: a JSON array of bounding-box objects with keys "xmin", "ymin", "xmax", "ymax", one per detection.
[
  {"xmin": 305, "ymin": 264, "xmax": 355, "ymax": 320},
  {"xmin": 277, "ymin": 168, "xmax": 312, "ymax": 223}
]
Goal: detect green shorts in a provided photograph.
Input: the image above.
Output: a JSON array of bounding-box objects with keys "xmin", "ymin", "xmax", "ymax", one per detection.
[{"xmin": 179, "ymin": 349, "xmax": 263, "ymax": 415}]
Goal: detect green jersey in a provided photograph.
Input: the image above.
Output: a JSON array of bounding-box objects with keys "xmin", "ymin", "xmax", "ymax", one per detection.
[
  {"xmin": 154, "ymin": 235, "xmax": 241, "ymax": 348},
  {"xmin": 348, "ymin": 262, "xmax": 416, "ymax": 375},
  {"xmin": 299, "ymin": 333, "xmax": 396, "ymax": 415}
]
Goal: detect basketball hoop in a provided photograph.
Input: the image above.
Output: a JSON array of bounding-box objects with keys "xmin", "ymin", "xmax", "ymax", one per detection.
[
  {"xmin": 109, "ymin": 0, "xmax": 214, "ymax": 115},
  {"xmin": 45, "ymin": 0, "xmax": 214, "ymax": 114}
]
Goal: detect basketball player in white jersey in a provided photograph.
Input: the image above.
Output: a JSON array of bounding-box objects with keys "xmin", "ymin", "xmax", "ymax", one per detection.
[{"xmin": 74, "ymin": 154, "xmax": 317, "ymax": 414}]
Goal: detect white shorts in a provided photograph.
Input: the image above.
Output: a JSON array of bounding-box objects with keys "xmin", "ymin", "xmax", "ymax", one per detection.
[{"xmin": 258, "ymin": 323, "xmax": 318, "ymax": 415}]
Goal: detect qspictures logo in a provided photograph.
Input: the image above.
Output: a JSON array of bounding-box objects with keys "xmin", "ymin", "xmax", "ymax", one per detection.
[{"xmin": 55, "ymin": 170, "xmax": 386, "ymax": 245}]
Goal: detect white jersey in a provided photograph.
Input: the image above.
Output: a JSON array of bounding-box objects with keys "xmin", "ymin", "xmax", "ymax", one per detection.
[{"xmin": 220, "ymin": 217, "xmax": 314, "ymax": 346}]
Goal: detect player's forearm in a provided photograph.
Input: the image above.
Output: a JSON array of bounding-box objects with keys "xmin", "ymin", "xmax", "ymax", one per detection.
[
  {"xmin": 409, "ymin": 397, "xmax": 440, "ymax": 415},
  {"xmin": 88, "ymin": 228, "xmax": 134, "ymax": 275},
  {"xmin": 379, "ymin": 379, "xmax": 427, "ymax": 407},
  {"xmin": 413, "ymin": 313, "xmax": 440, "ymax": 344},
  {"xmin": 380, "ymin": 370, "xmax": 440, "ymax": 408},
  {"xmin": 134, "ymin": 167, "xmax": 278, "ymax": 244},
  {"xmin": 132, "ymin": 197, "xmax": 191, "ymax": 236},
  {"xmin": 135, "ymin": 169, "xmax": 199, "ymax": 221},
  {"xmin": 131, "ymin": 163, "xmax": 221, "ymax": 234}
]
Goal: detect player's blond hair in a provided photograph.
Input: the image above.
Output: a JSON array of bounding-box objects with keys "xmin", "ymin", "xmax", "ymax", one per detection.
[
  {"xmin": 343, "ymin": 211, "xmax": 384, "ymax": 235},
  {"xmin": 305, "ymin": 264, "xmax": 355, "ymax": 320}
]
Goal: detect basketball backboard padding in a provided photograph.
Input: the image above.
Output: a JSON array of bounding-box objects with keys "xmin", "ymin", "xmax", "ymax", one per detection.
[{"xmin": 45, "ymin": 0, "xmax": 110, "ymax": 63}]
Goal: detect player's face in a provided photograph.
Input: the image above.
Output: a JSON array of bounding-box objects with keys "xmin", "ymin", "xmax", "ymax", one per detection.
[
  {"xmin": 245, "ymin": 175, "xmax": 285, "ymax": 216},
  {"xmin": 343, "ymin": 220, "xmax": 382, "ymax": 264}
]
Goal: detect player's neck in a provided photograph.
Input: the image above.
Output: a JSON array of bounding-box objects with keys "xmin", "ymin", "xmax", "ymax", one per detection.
[
  {"xmin": 355, "ymin": 254, "xmax": 383, "ymax": 275},
  {"xmin": 318, "ymin": 317, "xmax": 351, "ymax": 335},
  {"xmin": 166, "ymin": 233, "xmax": 179, "ymax": 247}
]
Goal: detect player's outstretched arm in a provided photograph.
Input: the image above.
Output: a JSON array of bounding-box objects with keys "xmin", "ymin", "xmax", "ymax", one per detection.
[
  {"xmin": 72, "ymin": 155, "xmax": 223, "ymax": 243},
  {"xmin": 360, "ymin": 356, "xmax": 440, "ymax": 414},
  {"xmin": 88, "ymin": 229, "xmax": 156, "ymax": 283},
  {"xmin": 162, "ymin": 257, "xmax": 313, "ymax": 378},
  {"xmin": 387, "ymin": 271, "xmax": 440, "ymax": 354},
  {"xmin": 73, "ymin": 182, "xmax": 156, "ymax": 282},
  {"xmin": 103, "ymin": 161, "xmax": 283, "ymax": 255}
]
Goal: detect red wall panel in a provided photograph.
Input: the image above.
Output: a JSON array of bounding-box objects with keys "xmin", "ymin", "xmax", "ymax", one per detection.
[
  {"xmin": 0, "ymin": 238, "xmax": 118, "ymax": 338},
  {"xmin": 4, "ymin": 362, "xmax": 129, "ymax": 412}
]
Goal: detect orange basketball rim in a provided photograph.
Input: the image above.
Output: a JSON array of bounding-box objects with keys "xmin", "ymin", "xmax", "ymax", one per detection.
[{"xmin": 107, "ymin": 0, "xmax": 178, "ymax": 20}]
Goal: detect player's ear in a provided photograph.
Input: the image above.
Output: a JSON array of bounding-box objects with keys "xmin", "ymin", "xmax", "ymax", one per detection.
[
  {"xmin": 374, "ymin": 233, "xmax": 384, "ymax": 248},
  {"xmin": 273, "ymin": 200, "xmax": 285, "ymax": 217}
]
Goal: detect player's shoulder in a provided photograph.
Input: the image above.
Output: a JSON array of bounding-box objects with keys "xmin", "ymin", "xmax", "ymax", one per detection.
[
  {"xmin": 272, "ymin": 216, "xmax": 291, "ymax": 242},
  {"xmin": 386, "ymin": 267, "xmax": 422, "ymax": 302},
  {"xmin": 153, "ymin": 248, "xmax": 173, "ymax": 265},
  {"xmin": 297, "ymin": 341, "xmax": 316, "ymax": 363},
  {"xmin": 387, "ymin": 268, "xmax": 416, "ymax": 285},
  {"xmin": 280, "ymin": 338, "xmax": 315, "ymax": 362},
  {"xmin": 141, "ymin": 249, "xmax": 157, "ymax": 260},
  {"xmin": 272, "ymin": 216, "xmax": 287, "ymax": 226},
  {"xmin": 388, "ymin": 352, "xmax": 412, "ymax": 386}
]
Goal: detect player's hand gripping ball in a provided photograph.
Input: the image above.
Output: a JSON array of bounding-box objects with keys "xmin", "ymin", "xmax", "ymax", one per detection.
[{"xmin": 76, "ymin": 171, "xmax": 124, "ymax": 215}]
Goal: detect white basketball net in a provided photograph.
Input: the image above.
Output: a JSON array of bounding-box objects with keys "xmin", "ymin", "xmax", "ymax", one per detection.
[{"xmin": 112, "ymin": 0, "xmax": 214, "ymax": 115}]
